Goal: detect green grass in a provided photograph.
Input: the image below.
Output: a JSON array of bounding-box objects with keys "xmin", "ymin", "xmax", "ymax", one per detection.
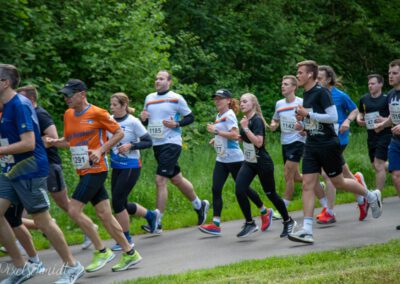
[
  {"xmin": 2, "ymin": 131, "xmax": 397, "ymax": 252},
  {"xmin": 120, "ymin": 239, "xmax": 400, "ymax": 284}
]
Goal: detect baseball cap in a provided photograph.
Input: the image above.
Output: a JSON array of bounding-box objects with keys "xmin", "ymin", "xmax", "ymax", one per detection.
[
  {"xmin": 59, "ymin": 79, "xmax": 87, "ymax": 97},
  {"xmin": 212, "ymin": 89, "xmax": 232, "ymax": 99}
]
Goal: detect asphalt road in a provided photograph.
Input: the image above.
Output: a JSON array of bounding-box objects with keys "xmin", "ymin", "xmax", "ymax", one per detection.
[{"xmin": 1, "ymin": 197, "xmax": 399, "ymax": 283}]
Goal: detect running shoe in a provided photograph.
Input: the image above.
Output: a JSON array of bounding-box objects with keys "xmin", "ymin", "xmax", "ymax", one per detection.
[
  {"xmin": 237, "ymin": 221, "xmax": 258, "ymax": 238},
  {"xmin": 288, "ymin": 229, "xmax": 314, "ymax": 244},
  {"xmin": 316, "ymin": 207, "xmax": 327, "ymax": 220},
  {"xmin": 81, "ymin": 224, "xmax": 99, "ymax": 250},
  {"xmin": 396, "ymin": 225, "xmax": 400, "ymax": 230},
  {"xmin": 28, "ymin": 260, "xmax": 45, "ymax": 274},
  {"xmin": 195, "ymin": 200, "xmax": 210, "ymax": 225},
  {"xmin": 198, "ymin": 223, "xmax": 221, "ymax": 236},
  {"xmin": 369, "ymin": 189, "xmax": 383, "ymax": 218},
  {"xmin": 111, "ymin": 238, "xmax": 135, "ymax": 252},
  {"xmin": 85, "ymin": 248, "xmax": 115, "ymax": 273},
  {"xmin": 317, "ymin": 210, "xmax": 336, "ymax": 224},
  {"xmin": 272, "ymin": 210, "xmax": 282, "ymax": 220},
  {"xmin": 260, "ymin": 208, "xmax": 273, "ymax": 231},
  {"xmin": 141, "ymin": 223, "xmax": 163, "ymax": 235},
  {"xmin": 54, "ymin": 261, "xmax": 85, "ymax": 284},
  {"xmin": 358, "ymin": 197, "xmax": 369, "ymax": 221},
  {"xmin": 0, "ymin": 261, "xmax": 38, "ymax": 284},
  {"xmin": 145, "ymin": 209, "xmax": 160, "ymax": 233},
  {"xmin": 354, "ymin": 172, "xmax": 368, "ymax": 190},
  {"xmin": 280, "ymin": 217, "xmax": 297, "ymax": 238},
  {"xmin": 111, "ymin": 250, "xmax": 142, "ymax": 272}
]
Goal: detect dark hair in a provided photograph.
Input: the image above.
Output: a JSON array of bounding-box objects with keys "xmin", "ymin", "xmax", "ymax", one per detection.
[
  {"xmin": 297, "ymin": 60, "xmax": 318, "ymax": 80},
  {"xmin": 367, "ymin": 74, "xmax": 384, "ymax": 84},
  {"xmin": 318, "ymin": 65, "xmax": 343, "ymax": 87},
  {"xmin": 17, "ymin": 85, "xmax": 38, "ymax": 101},
  {"xmin": 0, "ymin": 64, "xmax": 20, "ymax": 89}
]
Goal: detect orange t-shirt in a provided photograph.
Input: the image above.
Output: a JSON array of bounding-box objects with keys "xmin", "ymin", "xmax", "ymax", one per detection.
[{"xmin": 64, "ymin": 104, "xmax": 121, "ymax": 175}]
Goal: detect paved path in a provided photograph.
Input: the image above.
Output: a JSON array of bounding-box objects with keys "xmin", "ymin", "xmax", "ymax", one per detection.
[{"xmin": 1, "ymin": 197, "xmax": 399, "ymax": 283}]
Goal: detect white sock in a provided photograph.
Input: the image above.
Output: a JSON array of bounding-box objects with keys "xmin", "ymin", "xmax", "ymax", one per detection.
[
  {"xmin": 212, "ymin": 217, "xmax": 220, "ymax": 224},
  {"xmin": 356, "ymin": 195, "xmax": 364, "ymax": 205},
  {"xmin": 29, "ymin": 255, "xmax": 40, "ymax": 263},
  {"xmin": 303, "ymin": 217, "xmax": 313, "ymax": 233},
  {"xmin": 192, "ymin": 197, "xmax": 202, "ymax": 210},
  {"xmin": 283, "ymin": 199, "xmax": 290, "ymax": 208},
  {"xmin": 319, "ymin": 197, "xmax": 328, "ymax": 208}
]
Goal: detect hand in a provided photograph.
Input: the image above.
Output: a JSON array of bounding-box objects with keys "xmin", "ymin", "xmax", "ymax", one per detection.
[
  {"xmin": 375, "ymin": 115, "xmax": 386, "ymax": 123},
  {"xmin": 43, "ymin": 136, "xmax": 56, "ymax": 148},
  {"xmin": 240, "ymin": 116, "xmax": 249, "ymax": 128},
  {"xmin": 163, "ymin": 116, "xmax": 178, "ymax": 129},
  {"xmin": 356, "ymin": 117, "xmax": 366, "ymax": 127},
  {"xmin": 88, "ymin": 148, "xmax": 102, "ymax": 164},
  {"xmin": 339, "ymin": 120, "xmax": 350, "ymax": 134},
  {"xmin": 294, "ymin": 121, "xmax": 304, "ymax": 131},
  {"xmin": 296, "ymin": 105, "xmax": 309, "ymax": 117},
  {"xmin": 118, "ymin": 143, "xmax": 131, "ymax": 154},
  {"xmin": 374, "ymin": 122, "xmax": 384, "ymax": 133},
  {"xmin": 299, "ymin": 130, "xmax": 307, "ymax": 137},
  {"xmin": 392, "ymin": 124, "xmax": 400, "ymax": 135},
  {"xmin": 209, "ymin": 138, "xmax": 215, "ymax": 145},
  {"xmin": 140, "ymin": 110, "xmax": 149, "ymax": 121},
  {"xmin": 207, "ymin": 123, "xmax": 216, "ymax": 134}
]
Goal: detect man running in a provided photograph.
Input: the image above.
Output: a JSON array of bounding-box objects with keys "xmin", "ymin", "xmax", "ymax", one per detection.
[
  {"xmin": 0, "ymin": 64, "xmax": 84, "ymax": 283},
  {"xmin": 288, "ymin": 60, "xmax": 383, "ymax": 244},
  {"xmin": 48, "ymin": 79, "xmax": 142, "ymax": 272},
  {"xmin": 140, "ymin": 70, "xmax": 209, "ymax": 233}
]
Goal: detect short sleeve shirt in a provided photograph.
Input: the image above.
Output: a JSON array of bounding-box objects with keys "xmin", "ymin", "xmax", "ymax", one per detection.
[
  {"xmin": 358, "ymin": 93, "xmax": 391, "ymax": 137},
  {"xmin": 239, "ymin": 113, "xmax": 269, "ymax": 162},
  {"xmin": 144, "ymin": 91, "xmax": 192, "ymax": 146},
  {"xmin": 387, "ymin": 89, "xmax": 400, "ymax": 141},
  {"xmin": 64, "ymin": 104, "xmax": 120, "ymax": 175}
]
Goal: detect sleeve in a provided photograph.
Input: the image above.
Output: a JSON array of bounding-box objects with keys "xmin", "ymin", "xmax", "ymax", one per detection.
[
  {"xmin": 226, "ymin": 113, "xmax": 239, "ymax": 131},
  {"xmin": 37, "ymin": 108, "xmax": 54, "ymax": 134},
  {"xmin": 343, "ymin": 93, "xmax": 357, "ymax": 113},
  {"xmin": 178, "ymin": 95, "xmax": 192, "ymax": 116},
  {"xmin": 133, "ymin": 117, "xmax": 148, "ymax": 138},
  {"xmin": 309, "ymin": 105, "xmax": 338, "ymax": 123},
  {"xmin": 272, "ymin": 103, "xmax": 280, "ymax": 120},
  {"xmin": 358, "ymin": 97, "xmax": 365, "ymax": 114},
  {"xmin": 16, "ymin": 103, "xmax": 34, "ymax": 135},
  {"xmin": 320, "ymin": 89, "xmax": 335, "ymax": 110},
  {"xmin": 98, "ymin": 109, "xmax": 121, "ymax": 134},
  {"xmin": 250, "ymin": 116, "xmax": 265, "ymax": 136}
]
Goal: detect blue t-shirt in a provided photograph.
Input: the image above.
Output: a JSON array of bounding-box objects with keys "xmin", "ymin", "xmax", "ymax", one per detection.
[
  {"xmin": 331, "ymin": 87, "xmax": 357, "ymax": 145},
  {"xmin": 0, "ymin": 94, "xmax": 49, "ymax": 180}
]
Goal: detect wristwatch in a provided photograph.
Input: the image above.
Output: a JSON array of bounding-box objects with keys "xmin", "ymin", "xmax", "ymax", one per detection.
[{"xmin": 214, "ymin": 129, "xmax": 219, "ymax": 135}]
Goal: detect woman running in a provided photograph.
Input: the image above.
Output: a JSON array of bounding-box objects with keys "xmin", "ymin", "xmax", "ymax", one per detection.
[
  {"xmin": 235, "ymin": 93, "xmax": 296, "ymax": 238},
  {"xmin": 199, "ymin": 89, "xmax": 272, "ymax": 236},
  {"xmin": 109, "ymin": 92, "xmax": 160, "ymax": 251}
]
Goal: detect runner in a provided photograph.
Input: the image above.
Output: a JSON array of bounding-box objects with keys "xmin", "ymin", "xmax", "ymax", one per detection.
[
  {"xmin": 235, "ymin": 93, "xmax": 296, "ymax": 238},
  {"xmin": 140, "ymin": 71, "xmax": 209, "ymax": 233},
  {"xmin": 48, "ymin": 79, "xmax": 142, "ymax": 272},
  {"xmin": 199, "ymin": 89, "xmax": 272, "ymax": 236},
  {"xmin": 315, "ymin": 66, "xmax": 368, "ymax": 224},
  {"xmin": 269, "ymin": 75, "xmax": 305, "ymax": 211},
  {"xmin": 108, "ymin": 92, "xmax": 160, "ymax": 250},
  {"xmin": 288, "ymin": 60, "xmax": 383, "ymax": 244},
  {"xmin": 357, "ymin": 74, "xmax": 391, "ymax": 193},
  {"xmin": 374, "ymin": 59, "xmax": 400, "ymax": 230},
  {"xmin": 0, "ymin": 64, "xmax": 84, "ymax": 283}
]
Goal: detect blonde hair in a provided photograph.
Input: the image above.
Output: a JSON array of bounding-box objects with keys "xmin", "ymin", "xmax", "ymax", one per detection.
[
  {"xmin": 111, "ymin": 92, "xmax": 135, "ymax": 114},
  {"xmin": 241, "ymin": 93, "xmax": 267, "ymax": 126}
]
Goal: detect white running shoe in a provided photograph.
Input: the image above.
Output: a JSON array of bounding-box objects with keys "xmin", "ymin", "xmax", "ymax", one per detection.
[{"xmin": 369, "ymin": 189, "xmax": 383, "ymax": 218}]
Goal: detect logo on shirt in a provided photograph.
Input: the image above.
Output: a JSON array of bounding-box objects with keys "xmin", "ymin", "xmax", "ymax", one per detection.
[
  {"xmin": 80, "ymin": 119, "xmax": 94, "ymax": 124},
  {"xmin": 21, "ymin": 123, "xmax": 27, "ymax": 128}
]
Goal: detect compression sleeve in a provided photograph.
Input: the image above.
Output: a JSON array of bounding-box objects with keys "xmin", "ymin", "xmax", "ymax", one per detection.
[
  {"xmin": 130, "ymin": 133, "xmax": 153, "ymax": 150},
  {"xmin": 309, "ymin": 105, "xmax": 338, "ymax": 123},
  {"xmin": 178, "ymin": 112, "xmax": 195, "ymax": 127}
]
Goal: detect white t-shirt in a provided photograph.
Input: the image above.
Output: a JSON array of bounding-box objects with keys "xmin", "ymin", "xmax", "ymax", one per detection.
[
  {"xmin": 144, "ymin": 91, "xmax": 192, "ymax": 146},
  {"xmin": 272, "ymin": 96, "xmax": 306, "ymax": 145},
  {"xmin": 213, "ymin": 109, "xmax": 244, "ymax": 163},
  {"xmin": 108, "ymin": 114, "xmax": 148, "ymax": 169}
]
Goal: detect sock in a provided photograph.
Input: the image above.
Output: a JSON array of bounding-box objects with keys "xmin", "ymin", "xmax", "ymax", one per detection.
[
  {"xmin": 29, "ymin": 255, "xmax": 40, "ymax": 263},
  {"xmin": 212, "ymin": 217, "xmax": 220, "ymax": 227},
  {"xmin": 303, "ymin": 217, "xmax": 313, "ymax": 233},
  {"xmin": 192, "ymin": 197, "xmax": 202, "ymax": 210},
  {"xmin": 366, "ymin": 191, "xmax": 376, "ymax": 203},
  {"xmin": 356, "ymin": 195, "xmax": 365, "ymax": 205},
  {"xmin": 123, "ymin": 231, "xmax": 131, "ymax": 242},
  {"xmin": 260, "ymin": 206, "xmax": 267, "ymax": 215},
  {"xmin": 326, "ymin": 208, "xmax": 334, "ymax": 216},
  {"xmin": 283, "ymin": 199, "xmax": 290, "ymax": 208},
  {"xmin": 126, "ymin": 248, "xmax": 135, "ymax": 255},
  {"xmin": 99, "ymin": 248, "xmax": 107, "ymax": 253},
  {"xmin": 319, "ymin": 197, "xmax": 328, "ymax": 208}
]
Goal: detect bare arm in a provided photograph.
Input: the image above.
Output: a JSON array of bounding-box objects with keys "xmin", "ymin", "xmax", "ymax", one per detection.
[
  {"xmin": 0, "ymin": 131, "xmax": 35, "ymax": 155},
  {"xmin": 269, "ymin": 119, "xmax": 279, "ymax": 132}
]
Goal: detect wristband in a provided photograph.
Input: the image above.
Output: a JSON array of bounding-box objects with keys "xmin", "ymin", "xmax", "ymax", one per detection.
[{"xmin": 244, "ymin": 128, "xmax": 250, "ymax": 133}]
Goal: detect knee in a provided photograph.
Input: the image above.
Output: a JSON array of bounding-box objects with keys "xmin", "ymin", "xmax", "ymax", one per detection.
[
  {"xmin": 170, "ymin": 175, "xmax": 182, "ymax": 186},
  {"xmin": 67, "ymin": 207, "xmax": 81, "ymax": 221},
  {"xmin": 155, "ymin": 176, "xmax": 168, "ymax": 189}
]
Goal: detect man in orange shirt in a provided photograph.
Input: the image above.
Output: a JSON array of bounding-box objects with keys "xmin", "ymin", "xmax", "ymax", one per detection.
[{"xmin": 47, "ymin": 79, "xmax": 142, "ymax": 273}]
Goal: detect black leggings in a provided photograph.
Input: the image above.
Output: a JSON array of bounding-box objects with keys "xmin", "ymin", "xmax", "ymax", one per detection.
[
  {"xmin": 111, "ymin": 168, "xmax": 140, "ymax": 214},
  {"xmin": 235, "ymin": 159, "xmax": 289, "ymax": 222},
  {"xmin": 212, "ymin": 161, "xmax": 263, "ymax": 217}
]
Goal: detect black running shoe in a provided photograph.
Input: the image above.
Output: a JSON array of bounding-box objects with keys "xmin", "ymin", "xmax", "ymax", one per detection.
[
  {"xmin": 237, "ymin": 221, "xmax": 258, "ymax": 238},
  {"xmin": 195, "ymin": 200, "xmax": 210, "ymax": 225},
  {"xmin": 141, "ymin": 223, "xmax": 162, "ymax": 235},
  {"xmin": 280, "ymin": 217, "xmax": 297, "ymax": 238}
]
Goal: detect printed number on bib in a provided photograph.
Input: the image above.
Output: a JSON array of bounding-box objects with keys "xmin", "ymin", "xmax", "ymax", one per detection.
[
  {"xmin": 148, "ymin": 121, "xmax": 164, "ymax": 139},
  {"xmin": 70, "ymin": 146, "xmax": 90, "ymax": 169},
  {"xmin": 0, "ymin": 138, "xmax": 15, "ymax": 167},
  {"xmin": 214, "ymin": 136, "xmax": 226, "ymax": 157},
  {"xmin": 280, "ymin": 117, "xmax": 296, "ymax": 132},
  {"xmin": 364, "ymin": 111, "xmax": 379, "ymax": 130},
  {"xmin": 243, "ymin": 142, "xmax": 257, "ymax": 163},
  {"xmin": 389, "ymin": 105, "xmax": 400, "ymax": 125}
]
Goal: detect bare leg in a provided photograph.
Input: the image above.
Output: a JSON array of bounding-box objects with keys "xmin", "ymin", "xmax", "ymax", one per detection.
[
  {"xmin": 155, "ymin": 175, "xmax": 169, "ymax": 213},
  {"xmin": 171, "ymin": 173, "xmax": 196, "ymax": 201},
  {"xmin": 13, "ymin": 225, "xmax": 36, "ymax": 257},
  {"xmin": 374, "ymin": 158, "xmax": 387, "ymax": 191}
]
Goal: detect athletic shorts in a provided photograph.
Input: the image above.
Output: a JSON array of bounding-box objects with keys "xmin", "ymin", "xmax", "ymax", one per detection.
[
  {"xmin": 72, "ymin": 172, "xmax": 108, "ymax": 205},
  {"xmin": 47, "ymin": 163, "xmax": 66, "ymax": 193},
  {"xmin": 367, "ymin": 133, "xmax": 391, "ymax": 163},
  {"xmin": 339, "ymin": 144, "xmax": 347, "ymax": 166},
  {"xmin": 302, "ymin": 142, "xmax": 343, "ymax": 177},
  {"xmin": 0, "ymin": 175, "xmax": 50, "ymax": 214},
  {"xmin": 388, "ymin": 139, "xmax": 400, "ymax": 172},
  {"xmin": 282, "ymin": 141, "xmax": 304, "ymax": 163},
  {"xmin": 153, "ymin": 144, "xmax": 181, "ymax": 178},
  {"xmin": 4, "ymin": 204, "xmax": 24, "ymax": 228}
]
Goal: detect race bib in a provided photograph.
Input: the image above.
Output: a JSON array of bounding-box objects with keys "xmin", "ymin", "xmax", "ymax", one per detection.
[
  {"xmin": 364, "ymin": 111, "xmax": 379, "ymax": 130},
  {"xmin": 70, "ymin": 146, "xmax": 90, "ymax": 169},
  {"xmin": 303, "ymin": 108, "xmax": 319, "ymax": 130},
  {"xmin": 389, "ymin": 104, "xmax": 400, "ymax": 125},
  {"xmin": 0, "ymin": 138, "xmax": 15, "ymax": 167},
  {"xmin": 214, "ymin": 135, "xmax": 226, "ymax": 157},
  {"xmin": 280, "ymin": 116, "xmax": 296, "ymax": 132},
  {"xmin": 243, "ymin": 142, "xmax": 257, "ymax": 163},
  {"xmin": 334, "ymin": 123, "xmax": 339, "ymax": 135},
  {"xmin": 148, "ymin": 121, "xmax": 164, "ymax": 139}
]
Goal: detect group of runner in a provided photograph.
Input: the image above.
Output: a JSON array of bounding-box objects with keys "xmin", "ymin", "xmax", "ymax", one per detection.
[{"xmin": 0, "ymin": 59, "xmax": 400, "ymax": 283}]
